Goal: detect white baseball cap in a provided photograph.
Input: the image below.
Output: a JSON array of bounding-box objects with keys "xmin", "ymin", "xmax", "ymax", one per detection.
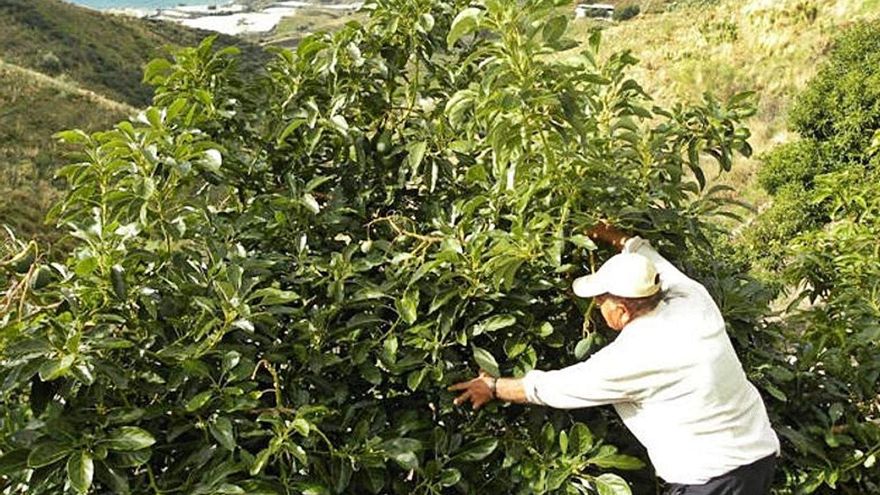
[{"xmin": 572, "ymin": 252, "xmax": 661, "ymax": 298}]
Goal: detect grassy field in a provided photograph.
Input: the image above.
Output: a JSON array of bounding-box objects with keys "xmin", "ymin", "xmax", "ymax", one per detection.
[
  {"xmin": 566, "ymin": 0, "xmax": 879, "ymax": 206},
  {"xmin": 0, "ymin": 59, "xmax": 133, "ymax": 243}
]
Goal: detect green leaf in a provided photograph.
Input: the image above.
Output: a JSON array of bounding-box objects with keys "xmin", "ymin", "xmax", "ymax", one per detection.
[
  {"xmin": 38, "ymin": 354, "xmax": 75, "ymax": 381},
  {"xmin": 27, "ymin": 442, "xmax": 71, "ymax": 468},
  {"xmin": 104, "ymin": 427, "xmax": 156, "ymax": 451},
  {"xmin": 232, "ymin": 319, "xmax": 255, "ymax": 332},
  {"xmin": 568, "ymin": 235, "xmax": 597, "ymax": 250},
  {"xmin": 828, "ymin": 403, "xmax": 844, "ymax": 423},
  {"xmin": 395, "ymin": 288, "xmax": 419, "ymax": 324},
  {"xmin": 447, "ymin": 7, "xmax": 482, "ymax": 48},
  {"xmin": 439, "ymin": 468, "xmax": 461, "ymax": 487},
  {"xmin": 473, "ymin": 315, "xmax": 516, "ymax": 336},
  {"xmin": 406, "ymin": 141, "xmax": 428, "ymax": 172},
  {"xmin": 277, "ymin": 118, "xmax": 306, "ymax": 144},
  {"xmin": 503, "ymin": 337, "xmax": 527, "ymax": 358},
  {"xmin": 0, "ymin": 449, "xmax": 28, "ymax": 476},
  {"xmin": 213, "ymin": 484, "xmax": 245, "ymax": 494},
  {"xmin": 111, "ymin": 264, "xmax": 127, "ymax": 300},
  {"xmin": 67, "ymin": 451, "xmax": 94, "ymax": 494},
  {"xmin": 418, "ymin": 13, "xmax": 435, "ymax": 33},
  {"xmin": 574, "ymin": 334, "xmax": 595, "ymax": 360},
  {"xmin": 543, "ymin": 15, "xmax": 568, "ymax": 44},
  {"xmin": 537, "ymin": 322, "xmax": 554, "ymax": 337},
  {"xmin": 294, "ymin": 483, "xmax": 331, "ymax": 495},
  {"xmin": 292, "ymin": 418, "xmax": 310, "ymax": 436},
  {"xmin": 53, "ymin": 129, "xmax": 91, "ymax": 145},
  {"xmin": 359, "ymin": 362, "xmax": 382, "ymax": 385},
  {"xmin": 593, "ymin": 473, "xmax": 632, "ymax": 495},
  {"xmin": 472, "ymin": 346, "xmax": 499, "ymax": 377},
  {"xmin": 142, "ymin": 58, "xmax": 173, "ymax": 83},
  {"xmin": 590, "ymin": 452, "xmax": 645, "ymax": 470},
  {"xmin": 222, "ymin": 351, "xmax": 241, "ymax": 373},
  {"xmin": 301, "ymin": 193, "xmax": 321, "ymax": 214},
  {"xmin": 329, "ymin": 115, "xmax": 349, "ymax": 135},
  {"xmin": 185, "ymin": 390, "xmax": 213, "ymax": 412},
  {"xmin": 445, "ymin": 89, "xmax": 475, "ymax": 127},
  {"xmin": 380, "ymin": 335, "xmax": 398, "ymax": 365},
  {"xmin": 381, "ymin": 438, "xmax": 422, "ymax": 470},
  {"xmin": 250, "ymin": 448, "xmax": 272, "ymax": 476},
  {"xmin": 570, "ymin": 423, "xmax": 594, "ymax": 455},
  {"xmin": 763, "ymin": 382, "xmax": 787, "ymax": 402},
  {"xmin": 96, "ymin": 463, "xmax": 130, "ymax": 494},
  {"xmin": 248, "ymin": 287, "xmax": 300, "ymax": 306},
  {"xmin": 407, "ymin": 367, "xmax": 429, "ymax": 391},
  {"xmin": 777, "ymin": 425, "xmax": 826, "ymax": 460},
  {"xmin": 456, "ymin": 438, "xmax": 498, "ymax": 462},
  {"xmin": 209, "ymin": 417, "xmax": 236, "ymax": 451},
  {"xmin": 198, "ymin": 149, "xmax": 222, "ymax": 173},
  {"xmin": 559, "ymin": 430, "xmax": 569, "ymax": 455}
]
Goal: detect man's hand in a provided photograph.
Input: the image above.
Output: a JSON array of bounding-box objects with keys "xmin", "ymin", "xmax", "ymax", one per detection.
[
  {"xmin": 586, "ymin": 221, "xmax": 629, "ymax": 251},
  {"xmin": 448, "ymin": 370, "xmax": 495, "ymax": 410}
]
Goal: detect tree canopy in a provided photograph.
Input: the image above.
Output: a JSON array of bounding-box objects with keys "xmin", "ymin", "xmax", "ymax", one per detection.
[{"xmin": 1, "ymin": 1, "xmax": 877, "ymax": 494}]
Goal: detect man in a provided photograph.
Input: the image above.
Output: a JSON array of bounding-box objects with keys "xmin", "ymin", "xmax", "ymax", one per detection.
[{"xmin": 449, "ymin": 224, "xmax": 780, "ymax": 495}]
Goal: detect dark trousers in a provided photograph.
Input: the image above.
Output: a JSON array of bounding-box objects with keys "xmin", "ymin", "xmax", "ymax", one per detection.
[{"xmin": 664, "ymin": 454, "xmax": 776, "ymax": 495}]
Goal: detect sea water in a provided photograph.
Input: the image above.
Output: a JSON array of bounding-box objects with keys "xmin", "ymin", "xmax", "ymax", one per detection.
[{"xmin": 67, "ymin": 0, "xmax": 230, "ymax": 9}]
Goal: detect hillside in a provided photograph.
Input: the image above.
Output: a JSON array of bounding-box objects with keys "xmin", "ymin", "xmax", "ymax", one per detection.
[
  {"xmin": 0, "ymin": 0, "xmax": 261, "ymax": 107},
  {"xmin": 0, "ymin": 59, "xmax": 132, "ymax": 243},
  {"xmin": 567, "ymin": 0, "xmax": 880, "ymax": 205},
  {"xmin": 0, "ymin": 0, "xmax": 265, "ymax": 247}
]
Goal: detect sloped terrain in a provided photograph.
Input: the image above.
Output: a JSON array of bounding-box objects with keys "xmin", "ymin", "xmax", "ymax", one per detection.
[
  {"xmin": 569, "ymin": 0, "xmax": 879, "ymax": 204},
  {"xmin": 0, "ymin": 59, "xmax": 132, "ymax": 243},
  {"xmin": 0, "ymin": 0, "xmax": 260, "ymax": 107}
]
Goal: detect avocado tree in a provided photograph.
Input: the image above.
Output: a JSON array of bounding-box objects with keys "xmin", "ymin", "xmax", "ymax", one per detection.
[
  {"xmin": 0, "ymin": 1, "xmax": 756, "ymax": 493},
  {"xmin": 743, "ymin": 20, "xmax": 880, "ymax": 494}
]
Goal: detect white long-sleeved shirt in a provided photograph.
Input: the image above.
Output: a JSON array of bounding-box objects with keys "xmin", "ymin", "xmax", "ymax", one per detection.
[{"xmin": 522, "ymin": 237, "xmax": 780, "ymax": 484}]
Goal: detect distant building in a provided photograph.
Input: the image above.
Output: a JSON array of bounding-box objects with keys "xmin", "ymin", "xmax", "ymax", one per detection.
[{"xmin": 575, "ymin": 3, "xmax": 615, "ymax": 20}]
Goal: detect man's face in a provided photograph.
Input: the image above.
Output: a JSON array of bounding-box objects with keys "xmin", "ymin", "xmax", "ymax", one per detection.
[{"xmin": 597, "ymin": 296, "xmax": 629, "ymax": 331}]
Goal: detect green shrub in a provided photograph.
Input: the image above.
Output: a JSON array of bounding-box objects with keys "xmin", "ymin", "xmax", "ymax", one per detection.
[
  {"xmin": 741, "ymin": 183, "xmax": 818, "ymax": 273},
  {"xmin": 0, "ymin": 1, "xmax": 759, "ymax": 493},
  {"xmin": 789, "ymin": 20, "xmax": 880, "ymax": 162},
  {"xmin": 613, "ymin": 4, "xmax": 641, "ymax": 21},
  {"xmin": 756, "ymin": 139, "xmax": 825, "ymax": 195},
  {"xmin": 742, "ymin": 20, "xmax": 880, "ymax": 494}
]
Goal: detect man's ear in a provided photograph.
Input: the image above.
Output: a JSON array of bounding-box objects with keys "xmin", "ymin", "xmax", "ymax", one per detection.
[{"xmin": 617, "ymin": 304, "xmax": 631, "ymax": 327}]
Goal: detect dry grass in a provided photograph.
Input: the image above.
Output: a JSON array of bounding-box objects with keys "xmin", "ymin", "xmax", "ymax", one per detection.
[
  {"xmin": 0, "ymin": 59, "xmax": 132, "ymax": 243},
  {"xmin": 566, "ymin": 0, "xmax": 879, "ymax": 208}
]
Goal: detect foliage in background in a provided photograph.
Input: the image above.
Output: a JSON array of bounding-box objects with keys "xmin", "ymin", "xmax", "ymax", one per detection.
[
  {"xmin": 568, "ymin": 0, "xmax": 879, "ymax": 207},
  {"xmin": 742, "ymin": 19, "xmax": 880, "ymax": 494},
  {"xmin": 612, "ymin": 5, "xmax": 641, "ymax": 22},
  {"xmin": 0, "ymin": 0, "xmax": 759, "ymax": 493}
]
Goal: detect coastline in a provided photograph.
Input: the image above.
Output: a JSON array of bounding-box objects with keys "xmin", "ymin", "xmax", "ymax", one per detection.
[{"xmin": 101, "ymin": 1, "xmax": 363, "ymax": 36}]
